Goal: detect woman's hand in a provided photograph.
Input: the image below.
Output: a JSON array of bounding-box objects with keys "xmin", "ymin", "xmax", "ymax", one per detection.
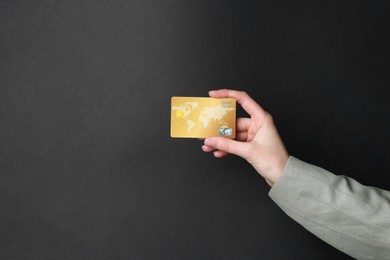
[{"xmin": 201, "ymin": 89, "xmax": 289, "ymax": 187}]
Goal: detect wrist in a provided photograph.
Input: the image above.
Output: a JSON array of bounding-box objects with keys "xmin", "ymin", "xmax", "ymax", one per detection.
[
  {"xmin": 255, "ymin": 152, "xmax": 288, "ymax": 187},
  {"xmin": 267, "ymin": 154, "xmax": 289, "ymax": 186}
]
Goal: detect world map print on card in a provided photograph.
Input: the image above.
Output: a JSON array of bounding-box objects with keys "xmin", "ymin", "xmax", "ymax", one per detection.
[{"xmin": 170, "ymin": 97, "xmax": 236, "ymax": 138}]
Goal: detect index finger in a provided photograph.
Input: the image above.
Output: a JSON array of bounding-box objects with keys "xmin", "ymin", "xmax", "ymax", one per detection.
[{"xmin": 209, "ymin": 89, "xmax": 267, "ymax": 118}]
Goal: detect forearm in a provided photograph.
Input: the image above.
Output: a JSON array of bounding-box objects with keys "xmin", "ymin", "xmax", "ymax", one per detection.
[{"xmin": 269, "ymin": 156, "xmax": 390, "ymax": 259}]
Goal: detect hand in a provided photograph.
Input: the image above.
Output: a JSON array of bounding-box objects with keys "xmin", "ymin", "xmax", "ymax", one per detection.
[{"xmin": 201, "ymin": 89, "xmax": 289, "ymax": 187}]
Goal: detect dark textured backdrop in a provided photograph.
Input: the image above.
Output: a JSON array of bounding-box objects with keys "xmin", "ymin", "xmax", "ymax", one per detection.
[{"xmin": 1, "ymin": 0, "xmax": 389, "ymax": 259}]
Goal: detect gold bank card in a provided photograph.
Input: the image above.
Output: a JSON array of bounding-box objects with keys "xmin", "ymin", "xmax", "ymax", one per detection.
[{"xmin": 170, "ymin": 97, "xmax": 236, "ymax": 138}]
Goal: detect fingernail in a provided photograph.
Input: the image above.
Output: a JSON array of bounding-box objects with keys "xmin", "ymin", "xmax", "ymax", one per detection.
[{"xmin": 204, "ymin": 138, "xmax": 215, "ymax": 146}]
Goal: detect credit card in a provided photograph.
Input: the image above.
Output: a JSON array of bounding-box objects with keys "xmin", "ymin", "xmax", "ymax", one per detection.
[{"xmin": 170, "ymin": 96, "xmax": 236, "ymax": 138}]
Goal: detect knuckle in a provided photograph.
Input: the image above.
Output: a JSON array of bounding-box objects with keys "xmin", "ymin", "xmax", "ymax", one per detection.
[
  {"xmin": 237, "ymin": 91, "xmax": 248, "ymax": 104},
  {"xmin": 217, "ymin": 139, "xmax": 230, "ymax": 152},
  {"xmin": 240, "ymin": 91, "xmax": 248, "ymax": 98}
]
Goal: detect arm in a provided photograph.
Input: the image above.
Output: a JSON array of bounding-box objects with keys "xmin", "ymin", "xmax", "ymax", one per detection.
[
  {"xmin": 270, "ymin": 156, "xmax": 390, "ymax": 259},
  {"xmin": 202, "ymin": 89, "xmax": 390, "ymax": 259}
]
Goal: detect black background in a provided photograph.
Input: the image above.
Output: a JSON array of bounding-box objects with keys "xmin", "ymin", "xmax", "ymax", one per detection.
[{"xmin": 1, "ymin": 0, "xmax": 389, "ymax": 259}]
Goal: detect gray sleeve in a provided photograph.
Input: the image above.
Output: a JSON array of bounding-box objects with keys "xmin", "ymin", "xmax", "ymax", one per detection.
[{"xmin": 269, "ymin": 156, "xmax": 390, "ymax": 259}]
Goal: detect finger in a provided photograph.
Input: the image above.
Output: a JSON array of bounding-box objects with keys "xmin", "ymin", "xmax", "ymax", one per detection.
[
  {"xmin": 236, "ymin": 132, "xmax": 248, "ymax": 142},
  {"xmin": 237, "ymin": 117, "xmax": 250, "ymax": 132},
  {"xmin": 201, "ymin": 145, "xmax": 215, "ymax": 152},
  {"xmin": 209, "ymin": 89, "xmax": 267, "ymax": 118},
  {"xmin": 204, "ymin": 136, "xmax": 250, "ymax": 159},
  {"xmin": 213, "ymin": 150, "xmax": 228, "ymax": 158}
]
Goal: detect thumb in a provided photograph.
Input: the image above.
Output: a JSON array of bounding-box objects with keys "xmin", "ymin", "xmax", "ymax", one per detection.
[{"xmin": 204, "ymin": 137, "xmax": 251, "ymax": 159}]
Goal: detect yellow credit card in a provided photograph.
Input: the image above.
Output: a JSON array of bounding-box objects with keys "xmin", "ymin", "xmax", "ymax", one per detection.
[{"xmin": 170, "ymin": 96, "xmax": 236, "ymax": 138}]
